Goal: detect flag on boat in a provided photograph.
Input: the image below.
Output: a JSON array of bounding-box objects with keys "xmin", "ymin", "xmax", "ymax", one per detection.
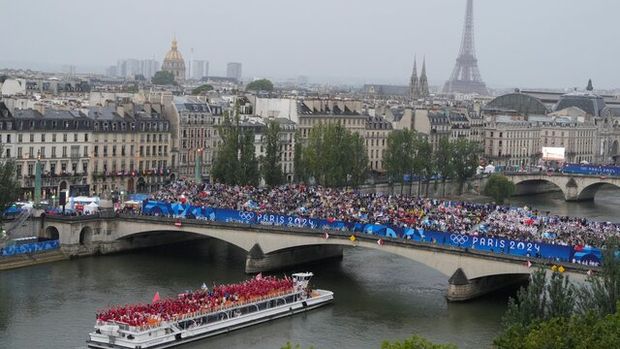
[
  {"xmin": 174, "ymin": 220, "xmax": 182, "ymax": 227},
  {"xmin": 377, "ymin": 238, "xmax": 384, "ymax": 246},
  {"xmin": 558, "ymin": 265, "xmax": 565, "ymax": 273},
  {"xmin": 201, "ymin": 283, "xmax": 208, "ymax": 291},
  {"xmin": 323, "ymin": 232, "xmax": 329, "ymax": 239},
  {"xmin": 256, "ymin": 272, "xmax": 263, "ymax": 280},
  {"xmin": 152, "ymin": 291, "xmax": 160, "ymax": 303},
  {"xmin": 349, "ymin": 235, "xmax": 356, "ymax": 242},
  {"xmin": 526, "ymin": 260, "xmax": 532, "ymax": 268}
]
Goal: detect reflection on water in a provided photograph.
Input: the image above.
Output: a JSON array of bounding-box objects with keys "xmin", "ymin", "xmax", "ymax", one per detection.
[{"xmin": 0, "ymin": 240, "xmax": 508, "ymax": 349}]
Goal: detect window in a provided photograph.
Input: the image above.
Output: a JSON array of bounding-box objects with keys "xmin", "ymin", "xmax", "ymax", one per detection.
[
  {"xmin": 52, "ymin": 134, "xmax": 56, "ymax": 142},
  {"xmin": 84, "ymin": 133, "xmax": 88, "ymax": 142},
  {"xmin": 62, "ymin": 146, "xmax": 67, "ymax": 158},
  {"xmin": 83, "ymin": 146, "xmax": 88, "ymax": 157},
  {"xmin": 6, "ymin": 134, "xmax": 10, "ymax": 143},
  {"xmin": 30, "ymin": 134, "xmax": 34, "ymax": 142},
  {"xmin": 18, "ymin": 134, "xmax": 22, "ymax": 143},
  {"xmin": 63, "ymin": 134, "xmax": 67, "ymax": 142},
  {"xmin": 5, "ymin": 149, "xmax": 9, "ymax": 158},
  {"xmin": 41, "ymin": 134, "xmax": 46, "ymax": 142},
  {"xmin": 29, "ymin": 147, "xmax": 34, "ymax": 158},
  {"xmin": 74, "ymin": 133, "xmax": 78, "ymax": 142},
  {"xmin": 51, "ymin": 147, "xmax": 56, "ymax": 158}
]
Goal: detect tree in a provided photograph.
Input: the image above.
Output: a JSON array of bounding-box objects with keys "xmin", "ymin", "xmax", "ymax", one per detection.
[
  {"xmin": 151, "ymin": 70, "xmax": 176, "ymax": 85},
  {"xmin": 0, "ymin": 148, "xmax": 18, "ymax": 218},
  {"xmin": 192, "ymin": 84, "xmax": 214, "ymax": 95},
  {"xmin": 496, "ymin": 304, "xmax": 620, "ymax": 349},
  {"xmin": 261, "ymin": 121, "xmax": 284, "ymax": 186},
  {"xmin": 293, "ymin": 130, "xmax": 306, "ymax": 183},
  {"xmin": 433, "ymin": 138, "xmax": 453, "ymax": 196},
  {"xmin": 301, "ymin": 123, "xmax": 367, "ymax": 187},
  {"xmin": 413, "ymin": 135, "xmax": 433, "ymax": 196},
  {"xmin": 381, "ymin": 335, "xmax": 457, "ymax": 349},
  {"xmin": 384, "ymin": 129, "xmax": 415, "ymax": 193},
  {"xmin": 483, "ymin": 173, "xmax": 516, "ymax": 204},
  {"xmin": 246, "ymin": 79, "xmax": 274, "ymax": 92},
  {"xmin": 451, "ymin": 138, "xmax": 481, "ymax": 194},
  {"xmin": 238, "ymin": 128, "xmax": 259, "ymax": 186},
  {"xmin": 578, "ymin": 238, "xmax": 620, "ymax": 317},
  {"xmin": 347, "ymin": 132, "xmax": 368, "ymax": 188},
  {"xmin": 212, "ymin": 112, "xmax": 240, "ymax": 185}
]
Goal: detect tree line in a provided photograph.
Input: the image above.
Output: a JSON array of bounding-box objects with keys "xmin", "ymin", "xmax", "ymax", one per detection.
[
  {"xmin": 212, "ymin": 108, "xmax": 285, "ymax": 187},
  {"xmin": 384, "ymin": 130, "xmax": 482, "ymax": 195}
]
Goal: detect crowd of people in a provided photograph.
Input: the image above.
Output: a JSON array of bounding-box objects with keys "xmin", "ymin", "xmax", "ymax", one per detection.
[
  {"xmin": 96, "ymin": 276, "xmax": 294, "ymax": 328},
  {"xmin": 144, "ymin": 180, "xmax": 620, "ymax": 249}
]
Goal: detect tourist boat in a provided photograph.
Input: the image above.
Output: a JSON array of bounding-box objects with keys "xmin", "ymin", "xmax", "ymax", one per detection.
[{"xmin": 87, "ymin": 272, "xmax": 333, "ymax": 349}]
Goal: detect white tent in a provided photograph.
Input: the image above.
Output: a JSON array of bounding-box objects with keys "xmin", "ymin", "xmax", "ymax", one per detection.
[
  {"xmin": 484, "ymin": 164, "xmax": 496, "ymax": 174},
  {"xmin": 84, "ymin": 202, "xmax": 99, "ymax": 214}
]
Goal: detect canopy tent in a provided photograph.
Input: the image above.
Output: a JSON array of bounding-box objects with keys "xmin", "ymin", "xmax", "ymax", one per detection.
[{"xmin": 84, "ymin": 202, "xmax": 99, "ymax": 214}]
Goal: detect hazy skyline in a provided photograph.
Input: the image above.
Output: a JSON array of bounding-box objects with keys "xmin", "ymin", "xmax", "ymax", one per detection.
[{"xmin": 2, "ymin": 0, "xmax": 620, "ymax": 89}]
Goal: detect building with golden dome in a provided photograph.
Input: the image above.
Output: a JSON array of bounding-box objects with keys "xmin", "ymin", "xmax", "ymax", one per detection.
[{"xmin": 162, "ymin": 38, "xmax": 186, "ymax": 83}]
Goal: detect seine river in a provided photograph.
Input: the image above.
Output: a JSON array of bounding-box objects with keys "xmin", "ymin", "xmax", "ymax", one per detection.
[{"xmin": 1, "ymin": 188, "xmax": 618, "ymax": 349}]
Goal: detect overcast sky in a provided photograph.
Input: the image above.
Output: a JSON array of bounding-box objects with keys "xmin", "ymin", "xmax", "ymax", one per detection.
[{"xmin": 2, "ymin": 0, "xmax": 619, "ymax": 89}]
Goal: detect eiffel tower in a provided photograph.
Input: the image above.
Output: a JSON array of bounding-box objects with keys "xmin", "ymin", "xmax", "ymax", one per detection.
[{"xmin": 443, "ymin": 0, "xmax": 488, "ymax": 95}]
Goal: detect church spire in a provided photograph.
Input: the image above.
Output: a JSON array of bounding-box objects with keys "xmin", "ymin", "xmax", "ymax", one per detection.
[
  {"xmin": 409, "ymin": 56, "xmax": 419, "ymax": 100},
  {"xmin": 419, "ymin": 57, "xmax": 430, "ymax": 98}
]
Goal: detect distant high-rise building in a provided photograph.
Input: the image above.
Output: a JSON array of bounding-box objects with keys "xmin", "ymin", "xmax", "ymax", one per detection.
[
  {"xmin": 141, "ymin": 59, "xmax": 159, "ymax": 80},
  {"xmin": 112, "ymin": 59, "xmax": 158, "ymax": 79},
  {"xmin": 443, "ymin": 0, "xmax": 488, "ymax": 95},
  {"xmin": 105, "ymin": 65, "xmax": 117, "ymax": 77},
  {"xmin": 192, "ymin": 60, "xmax": 206, "ymax": 80},
  {"xmin": 226, "ymin": 62, "xmax": 242, "ymax": 82},
  {"xmin": 62, "ymin": 65, "xmax": 76, "ymax": 77}
]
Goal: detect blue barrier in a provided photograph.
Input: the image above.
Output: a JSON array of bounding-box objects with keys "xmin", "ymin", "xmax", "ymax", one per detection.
[
  {"xmin": 562, "ymin": 163, "xmax": 620, "ymax": 177},
  {"xmin": 141, "ymin": 201, "xmax": 603, "ymax": 265},
  {"xmin": 1, "ymin": 240, "xmax": 60, "ymax": 257}
]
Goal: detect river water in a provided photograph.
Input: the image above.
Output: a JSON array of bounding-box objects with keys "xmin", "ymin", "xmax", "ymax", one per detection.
[{"xmin": 1, "ymin": 189, "xmax": 619, "ymax": 349}]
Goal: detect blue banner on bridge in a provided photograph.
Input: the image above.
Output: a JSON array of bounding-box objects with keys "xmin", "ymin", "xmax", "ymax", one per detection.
[
  {"xmin": 1, "ymin": 240, "xmax": 60, "ymax": 257},
  {"xmin": 141, "ymin": 201, "xmax": 603, "ymax": 265}
]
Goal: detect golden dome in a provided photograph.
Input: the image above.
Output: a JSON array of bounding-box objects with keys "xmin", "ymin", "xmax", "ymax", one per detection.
[{"xmin": 164, "ymin": 39, "xmax": 184, "ymax": 62}]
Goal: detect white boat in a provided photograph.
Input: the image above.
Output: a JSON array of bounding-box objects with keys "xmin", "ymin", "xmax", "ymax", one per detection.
[{"xmin": 87, "ymin": 272, "xmax": 333, "ymax": 349}]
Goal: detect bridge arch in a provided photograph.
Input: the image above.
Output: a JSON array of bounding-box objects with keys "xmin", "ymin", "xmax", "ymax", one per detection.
[
  {"xmin": 577, "ymin": 182, "xmax": 620, "ymax": 201},
  {"xmin": 512, "ymin": 178, "xmax": 566, "ymax": 198},
  {"xmin": 79, "ymin": 226, "xmax": 93, "ymax": 245},
  {"xmin": 44, "ymin": 225, "xmax": 60, "ymax": 240},
  {"xmin": 117, "ymin": 229, "xmax": 252, "ymax": 254}
]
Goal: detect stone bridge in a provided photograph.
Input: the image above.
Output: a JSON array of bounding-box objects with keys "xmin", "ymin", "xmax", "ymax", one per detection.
[
  {"xmin": 39, "ymin": 214, "xmax": 592, "ymax": 302},
  {"xmin": 504, "ymin": 173, "xmax": 620, "ymax": 201}
]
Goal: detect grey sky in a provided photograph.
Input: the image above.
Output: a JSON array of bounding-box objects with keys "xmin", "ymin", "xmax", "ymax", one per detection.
[{"xmin": 2, "ymin": 0, "xmax": 619, "ymax": 89}]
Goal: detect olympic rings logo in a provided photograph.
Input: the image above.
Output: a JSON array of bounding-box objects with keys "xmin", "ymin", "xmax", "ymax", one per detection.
[
  {"xmin": 238, "ymin": 212, "xmax": 255, "ymax": 221},
  {"xmin": 450, "ymin": 234, "xmax": 469, "ymax": 245}
]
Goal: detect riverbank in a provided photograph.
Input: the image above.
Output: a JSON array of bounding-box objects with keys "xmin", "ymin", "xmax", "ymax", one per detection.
[{"xmin": 0, "ymin": 249, "xmax": 68, "ymax": 271}]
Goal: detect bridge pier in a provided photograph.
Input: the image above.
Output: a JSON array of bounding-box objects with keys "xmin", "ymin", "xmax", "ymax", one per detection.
[
  {"xmin": 446, "ymin": 268, "xmax": 529, "ymax": 302},
  {"xmin": 245, "ymin": 244, "xmax": 343, "ymax": 274}
]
